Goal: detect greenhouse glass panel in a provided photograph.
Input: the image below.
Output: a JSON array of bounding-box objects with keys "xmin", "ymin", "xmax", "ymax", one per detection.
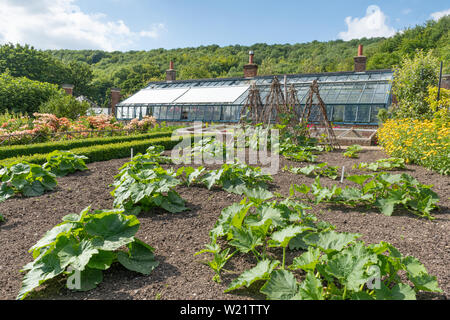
[
  {"xmin": 335, "ymin": 85, "xmax": 352, "ymax": 103},
  {"xmin": 174, "ymin": 86, "xmax": 249, "ymax": 103},
  {"xmin": 203, "ymin": 107, "xmax": 214, "ymax": 121},
  {"xmin": 370, "ymin": 106, "xmax": 384, "ymax": 123},
  {"xmin": 333, "ymin": 105, "xmax": 345, "ymax": 122},
  {"xmin": 212, "ymin": 106, "xmax": 222, "ymax": 121},
  {"xmin": 153, "ymin": 107, "xmax": 161, "ymax": 119},
  {"xmin": 120, "ymin": 88, "xmax": 188, "ymax": 105},
  {"xmin": 187, "ymin": 107, "xmax": 197, "ymax": 121},
  {"xmin": 165, "ymin": 106, "xmax": 176, "ymax": 120},
  {"xmin": 172, "ymin": 106, "xmax": 182, "ymax": 120},
  {"xmin": 196, "ymin": 107, "xmax": 206, "ymax": 121},
  {"xmin": 159, "ymin": 107, "xmax": 167, "ymax": 120},
  {"xmin": 344, "ymin": 105, "xmax": 357, "ymax": 122},
  {"xmin": 357, "ymin": 106, "xmax": 371, "ymax": 123}
]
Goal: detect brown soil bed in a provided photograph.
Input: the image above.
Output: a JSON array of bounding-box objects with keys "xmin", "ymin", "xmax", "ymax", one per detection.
[{"xmin": 0, "ymin": 149, "xmax": 449, "ymax": 300}]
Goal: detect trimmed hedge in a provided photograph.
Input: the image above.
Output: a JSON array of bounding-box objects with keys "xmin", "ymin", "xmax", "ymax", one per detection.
[
  {"xmin": 0, "ymin": 135, "xmax": 187, "ymax": 167},
  {"xmin": 0, "ymin": 130, "xmax": 175, "ymax": 160}
]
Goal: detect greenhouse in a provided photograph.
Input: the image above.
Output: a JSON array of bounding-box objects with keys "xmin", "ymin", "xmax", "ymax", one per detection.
[{"xmin": 115, "ymin": 69, "xmax": 394, "ymax": 125}]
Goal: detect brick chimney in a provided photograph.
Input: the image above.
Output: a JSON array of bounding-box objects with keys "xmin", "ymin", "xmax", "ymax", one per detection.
[
  {"xmin": 166, "ymin": 61, "xmax": 176, "ymax": 81},
  {"xmin": 244, "ymin": 51, "xmax": 258, "ymax": 78},
  {"xmin": 62, "ymin": 84, "xmax": 74, "ymax": 96},
  {"xmin": 354, "ymin": 45, "xmax": 367, "ymax": 72},
  {"xmin": 110, "ymin": 88, "xmax": 121, "ymax": 117}
]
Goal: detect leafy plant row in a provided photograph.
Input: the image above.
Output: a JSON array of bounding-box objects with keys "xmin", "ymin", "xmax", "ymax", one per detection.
[
  {"xmin": 354, "ymin": 158, "xmax": 406, "ymax": 172},
  {"xmin": 197, "ymin": 189, "xmax": 442, "ymax": 300},
  {"xmin": 284, "ymin": 163, "xmax": 339, "ymax": 180},
  {"xmin": 110, "ymin": 145, "xmax": 273, "ymax": 215},
  {"xmin": 292, "ymin": 172, "xmax": 440, "ymax": 220},
  {"xmin": 0, "ymin": 151, "xmax": 89, "ymax": 205}
]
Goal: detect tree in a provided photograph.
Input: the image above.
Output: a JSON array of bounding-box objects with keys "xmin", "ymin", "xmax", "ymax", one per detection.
[{"xmin": 0, "ymin": 72, "xmax": 61, "ymax": 114}]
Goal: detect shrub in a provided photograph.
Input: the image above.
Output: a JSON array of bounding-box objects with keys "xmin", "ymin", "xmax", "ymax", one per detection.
[
  {"xmin": 38, "ymin": 93, "xmax": 91, "ymax": 120},
  {"xmin": 390, "ymin": 50, "xmax": 440, "ymax": 120},
  {"xmin": 124, "ymin": 116, "xmax": 157, "ymax": 133},
  {"xmin": 0, "ymin": 135, "xmax": 184, "ymax": 167},
  {"xmin": 0, "ymin": 130, "xmax": 175, "ymax": 160}
]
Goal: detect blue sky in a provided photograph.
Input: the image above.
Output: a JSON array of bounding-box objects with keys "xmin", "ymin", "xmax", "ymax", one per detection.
[{"xmin": 0, "ymin": 0, "xmax": 449, "ymax": 51}]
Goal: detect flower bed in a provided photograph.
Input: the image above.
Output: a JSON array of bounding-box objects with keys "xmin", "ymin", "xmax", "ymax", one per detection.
[{"xmin": 377, "ymin": 114, "xmax": 450, "ymax": 175}]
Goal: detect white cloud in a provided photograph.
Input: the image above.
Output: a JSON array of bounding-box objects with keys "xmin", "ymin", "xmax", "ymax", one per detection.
[
  {"xmin": 338, "ymin": 5, "xmax": 396, "ymax": 41},
  {"xmin": 402, "ymin": 8, "xmax": 412, "ymax": 15},
  {"xmin": 430, "ymin": 9, "xmax": 450, "ymax": 21},
  {"xmin": 0, "ymin": 0, "xmax": 166, "ymax": 51}
]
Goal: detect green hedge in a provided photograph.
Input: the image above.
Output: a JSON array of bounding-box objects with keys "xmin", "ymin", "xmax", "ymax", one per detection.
[
  {"xmin": 0, "ymin": 130, "xmax": 175, "ymax": 160},
  {"xmin": 0, "ymin": 135, "xmax": 192, "ymax": 167}
]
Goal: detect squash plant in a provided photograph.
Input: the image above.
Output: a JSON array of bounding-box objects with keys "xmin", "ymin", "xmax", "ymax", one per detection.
[
  {"xmin": 286, "ymin": 163, "xmax": 339, "ymax": 180},
  {"xmin": 354, "ymin": 158, "xmax": 406, "ymax": 172},
  {"xmin": 177, "ymin": 161, "xmax": 273, "ymax": 195},
  {"xmin": 0, "ymin": 162, "xmax": 57, "ymax": 202},
  {"xmin": 292, "ymin": 173, "xmax": 440, "ymax": 220},
  {"xmin": 111, "ymin": 148, "xmax": 187, "ymax": 215},
  {"xmin": 343, "ymin": 145, "xmax": 362, "ymax": 158},
  {"xmin": 17, "ymin": 207, "xmax": 158, "ymax": 300},
  {"xmin": 43, "ymin": 150, "xmax": 88, "ymax": 177},
  {"xmin": 197, "ymin": 189, "xmax": 442, "ymax": 300}
]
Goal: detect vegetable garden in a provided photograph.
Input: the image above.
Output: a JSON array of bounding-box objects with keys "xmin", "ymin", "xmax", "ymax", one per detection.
[{"xmin": 0, "ymin": 130, "xmax": 448, "ymax": 301}]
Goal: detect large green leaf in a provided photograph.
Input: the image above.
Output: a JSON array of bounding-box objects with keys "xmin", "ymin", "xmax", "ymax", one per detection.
[
  {"xmin": 270, "ymin": 225, "xmax": 313, "ymax": 248},
  {"xmin": 202, "ymin": 169, "xmax": 224, "ymax": 189},
  {"xmin": 0, "ymin": 182, "xmax": 14, "ymax": 202},
  {"xmin": 229, "ymin": 227, "xmax": 263, "ymax": 253},
  {"xmin": 17, "ymin": 252, "xmax": 64, "ymax": 300},
  {"xmin": 295, "ymin": 272, "xmax": 325, "ymax": 300},
  {"xmin": 85, "ymin": 212, "xmax": 139, "ymax": 251},
  {"xmin": 67, "ymin": 267, "xmax": 104, "ymax": 292},
  {"xmin": 87, "ymin": 250, "xmax": 116, "ymax": 270},
  {"xmin": 304, "ymin": 231, "xmax": 361, "ymax": 254},
  {"xmin": 9, "ymin": 163, "xmax": 30, "ymax": 176},
  {"xmin": 57, "ymin": 238, "xmax": 99, "ymax": 271},
  {"xmin": 324, "ymin": 250, "xmax": 372, "ymax": 291},
  {"xmin": 346, "ymin": 174, "xmax": 373, "ymax": 186},
  {"xmin": 243, "ymin": 188, "xmax": 274, "ymax": 203},
  {"xmin": 225, "ymin": 259, "xmax": 280, "ymax": 293},
  {"xmin": 117, "ymin": 239, "xmax": 159, "ymax": 275},
  {"xmin": 374, "ymin": 283, "xmax": 416, "ymax": 300},
  {"xmin": 290, "ymin": 247, "xmax": 321, "ymax": 272},
  {"xmin": 158, "ymin": 190, "xmax": 188, "ymax": 213},
  {"xmin": 29, "ymin": 223, "xmax": 75, "ymax": 253},
  {"xmin": 260, "ymin": 270, "xmax": 299, "ymax": 300},
  {"xmin": 402, "ymin": 256, "xmax": 442, "ymax": 292},
  {"xmin": 248, "ymin": 205, "xmax": 285, "ymax": 228},
  {"xmin": 22, "ymin": 180, "xmax": 45, "ymax": 197}
]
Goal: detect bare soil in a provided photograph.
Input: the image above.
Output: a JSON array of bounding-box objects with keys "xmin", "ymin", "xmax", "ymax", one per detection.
[{"xmin": 0, "ymin": 149, "xmax": 448, "ymax": 300}]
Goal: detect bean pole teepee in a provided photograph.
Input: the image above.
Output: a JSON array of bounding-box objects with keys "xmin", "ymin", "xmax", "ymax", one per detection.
[
  {"xmin": 239, "ymin": 77, "xmax": 339, "ymax": 149},
  {"xmin": 239, "ymin": 82, "xmax": 264, "ymax": 124},
  {"xmin": 300, "ymin": 80, "xmax": 340, "ymax": 149},
  {"xmin": 262, "ymin": 77, "xmax": 288, "ymax": 124}
]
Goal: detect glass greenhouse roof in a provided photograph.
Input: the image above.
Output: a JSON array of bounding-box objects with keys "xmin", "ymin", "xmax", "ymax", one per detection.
[{"xmin": 116, "ymin": 70, "xmax": 394, "ymax": 125}]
